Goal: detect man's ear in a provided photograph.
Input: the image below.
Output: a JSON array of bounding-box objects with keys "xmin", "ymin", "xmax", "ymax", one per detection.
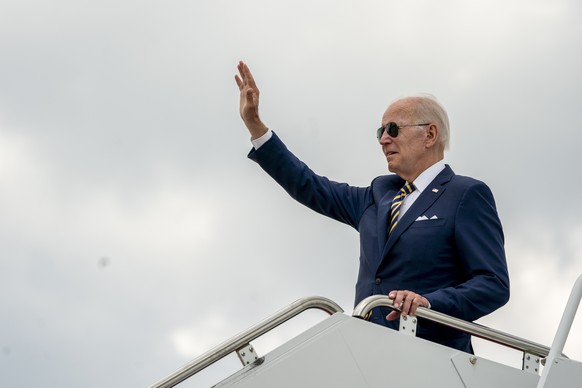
[{"xmin": 425, "ymin": 124, "xmax": 438, "ymax": 148}]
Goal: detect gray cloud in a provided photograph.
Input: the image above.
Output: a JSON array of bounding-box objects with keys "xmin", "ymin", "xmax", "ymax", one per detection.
[{"xmin": 1, "ymin": 1, "xmax": 581, "ymax": 387}]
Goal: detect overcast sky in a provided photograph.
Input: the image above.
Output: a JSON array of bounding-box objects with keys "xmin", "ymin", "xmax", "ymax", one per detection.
[{"xmin": 1, "ymin": 1, "xmax": 582, "ymax": 387}]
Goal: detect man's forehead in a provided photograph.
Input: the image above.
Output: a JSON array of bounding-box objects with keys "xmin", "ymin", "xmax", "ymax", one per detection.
[{"xmin": 383, "ymin": 101, "xmax": 415, "ymax": 122}]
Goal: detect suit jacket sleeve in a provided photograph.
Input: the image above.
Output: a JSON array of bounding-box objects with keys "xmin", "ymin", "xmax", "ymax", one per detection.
[
  {"xmin": 423, "ymin": 180, "xmax": 510, "ymax": 321},
  {"xmin": 247, "ymin": 132, "xmax": 372, "ymax": 229}
]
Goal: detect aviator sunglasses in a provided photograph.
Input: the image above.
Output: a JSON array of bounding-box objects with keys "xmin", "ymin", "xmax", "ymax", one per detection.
[{"xmin": 376, "ymin": 122, "xmax": 430, "ymax": 142}]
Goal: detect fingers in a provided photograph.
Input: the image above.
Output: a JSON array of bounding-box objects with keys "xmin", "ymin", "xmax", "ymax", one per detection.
[
  {"xmin": 234, "ymin": 60, "xmax": 268, "ymax": 138},
  {"xmin": 386, "ymin": 310, "xmax": 400, "ymax": 321},
  {"xmin": 235, "ymin": 61, "xmax": 259, "ymax": 110},
  {"xmin": 235, "ymin": 62, "xmax": 246, "ymax": 91},
  {"xmin": 235, "ymin": 61, "xmax": 259, "ymax": 93},
  {"xmin": 235, "ymin": 61, "xmax": 246, "ymax": 90},
  {"xmin": 387, "ymin": 290, "xmax": 427, "ymax": 319}
]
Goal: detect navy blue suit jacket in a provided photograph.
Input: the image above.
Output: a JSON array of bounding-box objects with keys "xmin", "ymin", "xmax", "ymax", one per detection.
[{"xmin": 249, "ymin": 132, "xmax": 510, "ymax": 352}]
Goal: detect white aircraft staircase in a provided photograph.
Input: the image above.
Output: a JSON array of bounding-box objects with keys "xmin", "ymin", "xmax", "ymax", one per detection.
[{"xmin": 149, "ymin": 275, "xmax": 582, "ymax": 387}]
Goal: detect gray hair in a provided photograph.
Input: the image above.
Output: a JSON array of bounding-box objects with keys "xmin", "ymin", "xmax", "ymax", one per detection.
[{"xmin": 393, "ymin": 94, "xmax": 450, "ymax": 151}]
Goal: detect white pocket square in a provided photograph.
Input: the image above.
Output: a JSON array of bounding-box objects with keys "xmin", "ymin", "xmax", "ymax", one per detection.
[{"xmin": 416, "ymin": 215, "xmax": 439, "ymax": 221}]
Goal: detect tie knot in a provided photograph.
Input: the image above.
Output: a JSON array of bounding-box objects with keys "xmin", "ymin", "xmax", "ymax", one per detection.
[{"xmin": 401, "ymin": 182, "xmax": 416, "ymax": 196}]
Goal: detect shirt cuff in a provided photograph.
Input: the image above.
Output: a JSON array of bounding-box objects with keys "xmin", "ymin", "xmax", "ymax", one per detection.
[{"xmin": 251, "ymin": 129, "xmax": 273, "ymax": 149}]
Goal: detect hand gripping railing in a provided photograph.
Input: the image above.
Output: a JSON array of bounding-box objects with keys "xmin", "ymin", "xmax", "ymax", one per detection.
[
  {"xmin": 353, "ymin": 295, "xmax": 555, "ymax": 373},
  {"xmin": 149, "ymin": 296, "xmax": 343, "ymax": 388}
]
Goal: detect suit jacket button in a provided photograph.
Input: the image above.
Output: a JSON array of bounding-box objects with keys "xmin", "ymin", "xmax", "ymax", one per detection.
[{"xmin": 375, "ymin": 278, "xmax": 381, "ymax": 285}]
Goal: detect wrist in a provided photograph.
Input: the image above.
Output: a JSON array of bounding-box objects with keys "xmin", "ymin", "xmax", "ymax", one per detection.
[{"xmin": 246, "ymin": 121, "xmax": 269, "ymax": 140}]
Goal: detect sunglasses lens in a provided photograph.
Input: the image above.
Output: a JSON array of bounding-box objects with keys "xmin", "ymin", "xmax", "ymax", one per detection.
[
  {"xmin": 376, "ymin": 127, "xmax": 384, "ymax": 141},
  {"xmin": 387, "ymin": 122, "xmax": 399, "ymax": 137},
  {"xmin": 377, "ymin": 123, "xmax": 401, "ymax": 141}
]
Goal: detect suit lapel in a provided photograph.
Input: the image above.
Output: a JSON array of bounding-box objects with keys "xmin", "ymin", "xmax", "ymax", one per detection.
[{"xmin": 378, "ymin": 166, "xmax": 455, "ymax": 268}]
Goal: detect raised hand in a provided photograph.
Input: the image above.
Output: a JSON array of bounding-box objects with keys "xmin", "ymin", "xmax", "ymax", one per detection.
[{"xmin": 235, "ymin": 61, "xmax": 268, "ymax": 139}]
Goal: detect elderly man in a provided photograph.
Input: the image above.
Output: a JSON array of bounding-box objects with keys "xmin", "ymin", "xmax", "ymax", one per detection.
[{"xmin": 235, "ymin": 61, "xmax": 509, "ymax": 353}]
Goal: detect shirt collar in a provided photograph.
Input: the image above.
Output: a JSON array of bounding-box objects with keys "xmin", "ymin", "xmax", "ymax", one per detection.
[{"xmin": 411, "ymin": 160, "xmax": 446, "ymax": 194}]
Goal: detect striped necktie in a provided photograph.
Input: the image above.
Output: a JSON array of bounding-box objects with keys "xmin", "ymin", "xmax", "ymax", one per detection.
[{"xmin": 389, "ymin": 182, "xmax": 416, "ymax": 235}]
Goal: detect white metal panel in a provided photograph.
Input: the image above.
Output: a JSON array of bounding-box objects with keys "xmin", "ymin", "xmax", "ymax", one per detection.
[
  {"xmin": 451, "ymin": 353, "xmax": 539, "ymax": 388},
  {"xmin": 215, "ymin": 314, "xmax": 540, "ymax": 388},
  {"xmin": 541, "ymin": 357, "xmax": 582, "ymax": 388}
]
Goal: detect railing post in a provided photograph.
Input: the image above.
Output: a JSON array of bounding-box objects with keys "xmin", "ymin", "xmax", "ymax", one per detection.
[{"xmin": 536, "ymin": 274, "xmax": 582, "ymax": 388}]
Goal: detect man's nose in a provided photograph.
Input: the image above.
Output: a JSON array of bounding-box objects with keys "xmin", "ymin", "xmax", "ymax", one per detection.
[{"xmin": 380, "ymin": 132, "xmax": 392, "ymax": 145}]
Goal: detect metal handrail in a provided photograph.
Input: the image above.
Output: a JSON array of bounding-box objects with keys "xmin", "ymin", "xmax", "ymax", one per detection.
[
  {"xmin": 149, "ymin": 296, "xmax": 343, "ymax": 388},
  {"xmin": 352, "ymin": 295, "xmax": 553, "ymax": 359}
]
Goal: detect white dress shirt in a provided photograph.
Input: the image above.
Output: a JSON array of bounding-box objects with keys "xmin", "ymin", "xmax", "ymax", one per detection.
[
  {"xmin": 251, "ymin": 129, "xmax": 273, "ymax": 149},
  {"xmin": 400, "ymin": 160, "xmax": 446, "ymax": 219}
]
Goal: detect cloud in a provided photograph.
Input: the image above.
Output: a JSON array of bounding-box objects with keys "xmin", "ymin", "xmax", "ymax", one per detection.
[{"xmin": 1, "ymin": 1, "xmax": 581, "ymax": 387}]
